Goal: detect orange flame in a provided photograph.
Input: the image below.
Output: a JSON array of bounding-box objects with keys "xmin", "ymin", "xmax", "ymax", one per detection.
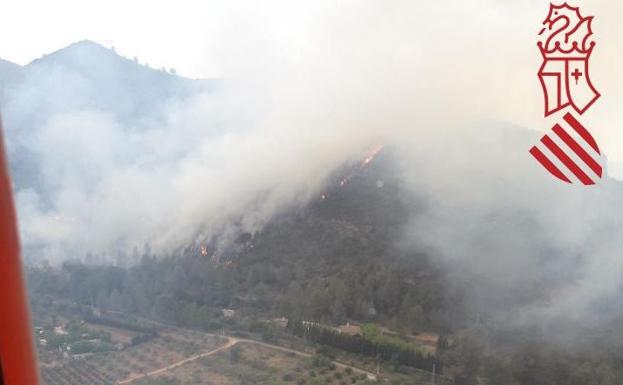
[{"xmin": 362, "ymin": 144, "xmax": 384, "ymax": 166}]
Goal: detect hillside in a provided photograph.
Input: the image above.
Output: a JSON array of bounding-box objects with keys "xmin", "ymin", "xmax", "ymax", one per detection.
[
  {"xmin": 26, "ymin": 148, "xmax": 451, "ymax": 329},
  {"xmin": 0, "ymin": 40, "xmax": 215, "ymax": 193},
  {"xmin": 1, "ymin": 40, "xmax": 209, "ymax": 124}
]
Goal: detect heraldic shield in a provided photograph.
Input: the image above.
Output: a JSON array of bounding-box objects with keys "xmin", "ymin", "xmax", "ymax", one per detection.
[
  {"xmin": 538, "ymin": 57, "xmax": 600, "ymax": 116},
  {"xmin": 537, "ymin": 2, "xmax": 600, "ymax": 117}
]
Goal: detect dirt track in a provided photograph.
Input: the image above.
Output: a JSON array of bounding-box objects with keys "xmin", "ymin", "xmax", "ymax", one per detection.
[
  {"xmin": 117, "ymin": 334, "xmax": 376, "ymax": 384},
  {"xmin": 117, "ymin": 337, "xmax": 239, "ymax": 384}
]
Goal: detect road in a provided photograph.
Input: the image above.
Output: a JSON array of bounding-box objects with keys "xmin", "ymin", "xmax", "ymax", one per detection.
[{"xmin": 117, "ymin": 334, "xmax": 377, "ymax": 384}]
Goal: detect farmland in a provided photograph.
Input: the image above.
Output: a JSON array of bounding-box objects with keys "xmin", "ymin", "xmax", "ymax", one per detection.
[
  {"xmin": 88, "ymin": 329, "xmax": 228, "ymax": 383},
  {"xmin": 40, "ymin": 361, "xmax": 115, "ymax": 385},
  {"xmin": 37, "ymin": 317, "xmax": 445, "ymax": 385},
  {"xmin": 133, "ymin": 341, "xmax": 377, "ymax": 385},
  {"xmin": 38, "ymin": 324, "xmax": 228, "ymax": 385}
]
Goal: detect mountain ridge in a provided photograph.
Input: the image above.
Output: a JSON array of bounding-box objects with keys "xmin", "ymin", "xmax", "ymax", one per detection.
[
  {"xmin": 0, "ymin": 39, "xmax": 216, "ymax": 197},
  {"xmin": 0, "ymin": 39, "xmax": 197, "ymax": 80}
]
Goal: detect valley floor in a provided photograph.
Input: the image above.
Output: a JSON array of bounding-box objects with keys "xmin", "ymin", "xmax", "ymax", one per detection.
[{"xmin": 38, "ymin": 316, "xmax": 442, "ymax": 385}]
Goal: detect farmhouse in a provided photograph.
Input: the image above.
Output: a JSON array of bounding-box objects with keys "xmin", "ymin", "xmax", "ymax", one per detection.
[{"xmin": 338, "ymin": 322, "xmax": 362, "ymax": 336}]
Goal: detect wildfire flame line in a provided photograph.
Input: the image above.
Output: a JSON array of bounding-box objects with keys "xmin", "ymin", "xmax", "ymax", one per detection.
[
  {"xmin": 362, "ymin": 144, "xmax": 384, "ymax": 166},
  {"xmin": 320, "ymin": 144, "xmax": 384, "ymax": 200}
]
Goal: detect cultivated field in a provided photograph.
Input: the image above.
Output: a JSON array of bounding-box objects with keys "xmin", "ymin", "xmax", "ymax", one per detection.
[
  {"xmin": 40, "ymin": 361, "xmax": 115, "ymax": 385},
  {"xmin": 39, "ymin": 321, "xmax": 443, "ymax": 385},
  {"xmin": 87, "ymin": 329, "xmax": 227, "ymax": 383},
  {"xmin": 133, "ymin": 342, "xmax": 377, "ymax": 385}
]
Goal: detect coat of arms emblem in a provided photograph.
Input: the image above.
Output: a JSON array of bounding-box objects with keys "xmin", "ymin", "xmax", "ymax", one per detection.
[
  {"xmin": 538, "ymin": 2, "xmax": 599, "ymax": 116},
  {"xmin": 530, "ymin": 2, "xmax": 604, "ymax": 185}
]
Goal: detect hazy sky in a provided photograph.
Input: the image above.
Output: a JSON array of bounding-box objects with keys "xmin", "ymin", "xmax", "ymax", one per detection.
[{"xmin": 0, "ymin": 0, "xmax": 220, "ymax": 78}]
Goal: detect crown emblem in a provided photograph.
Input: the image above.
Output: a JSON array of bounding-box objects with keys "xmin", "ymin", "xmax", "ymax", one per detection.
[{"xmin": 538, "ymin": 2, "xmax": 594, "ymax": 60}]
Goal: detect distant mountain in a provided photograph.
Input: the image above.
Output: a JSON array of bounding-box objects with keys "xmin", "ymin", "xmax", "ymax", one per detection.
[
  {"xmin": 1, "ymin": 40, "xmax": 212, "ymax": 127},
  {"xmin": 0, "ymin": 40, "xmax": 215, "ymax": 191}
]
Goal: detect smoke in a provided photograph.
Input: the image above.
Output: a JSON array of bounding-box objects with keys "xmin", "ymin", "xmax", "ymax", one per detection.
[
  {"xmin": 9, "ymin": 70, "xmax": 387, "ymax": 261},
  {"xmin": 396, "ymin": 123, "xmax": 623, "ymax": 331},
  {"xmin": 4, "ymin": 0, "xmax": 623, "ymax": 330},
  {"xmin": 382, "ymin": 0, "xmax": 623, "ymax": 330}
]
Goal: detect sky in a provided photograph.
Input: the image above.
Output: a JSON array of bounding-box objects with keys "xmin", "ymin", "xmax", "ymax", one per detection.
[{"xmin": 0, "ymin": 0, "xmax": 219, "ymax": 78}]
